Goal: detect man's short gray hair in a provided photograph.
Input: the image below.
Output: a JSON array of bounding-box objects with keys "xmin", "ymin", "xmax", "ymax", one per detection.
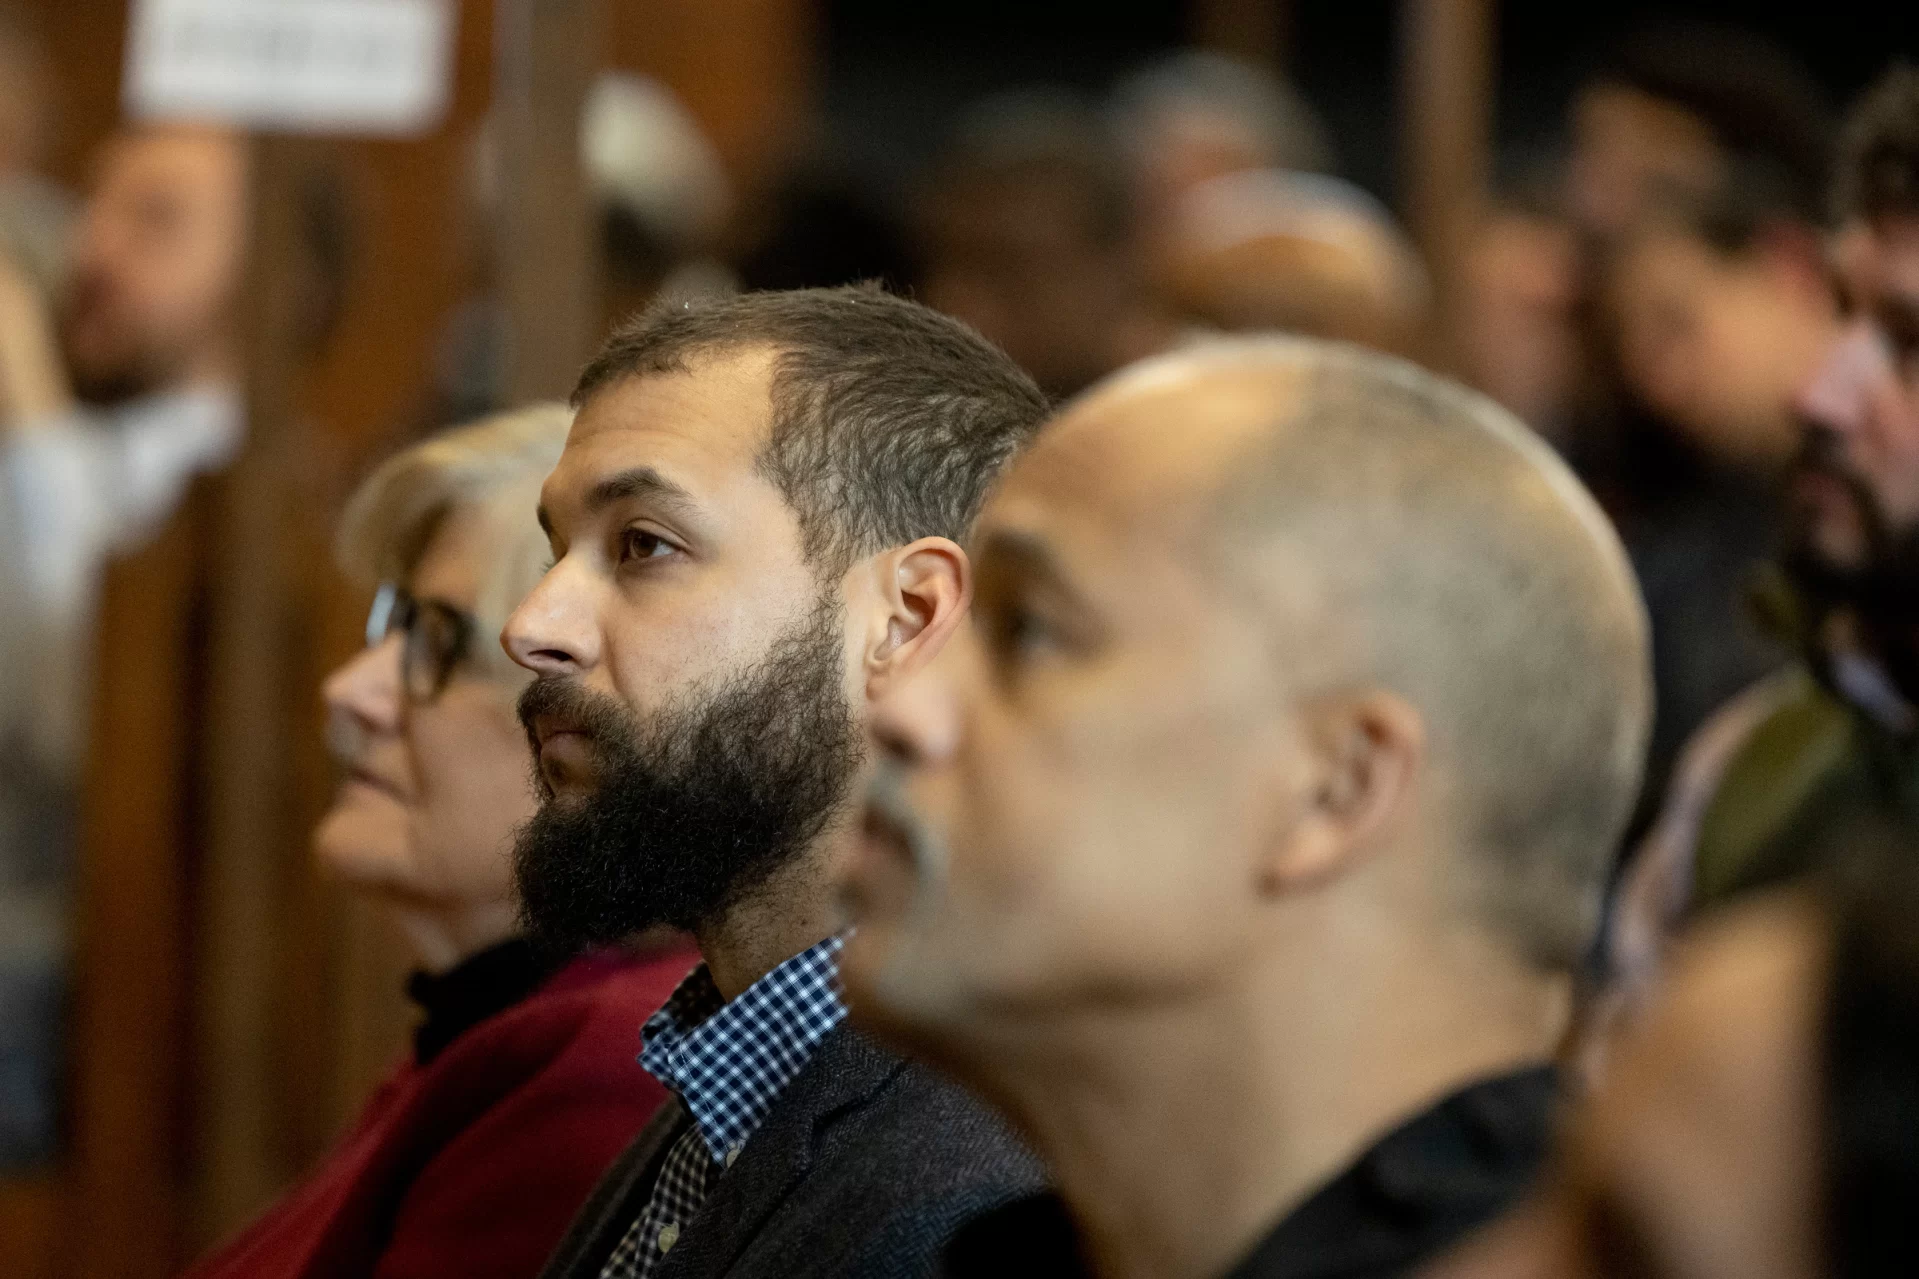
[{"xmin": 1195, "ymin": 337, "xmax": 1653, "ymax": 970}]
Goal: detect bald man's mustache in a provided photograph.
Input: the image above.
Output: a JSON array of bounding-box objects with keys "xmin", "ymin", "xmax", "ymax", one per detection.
[{"xmin": 852, "ymin": 760, "xmax": 951, "ymax": 922}]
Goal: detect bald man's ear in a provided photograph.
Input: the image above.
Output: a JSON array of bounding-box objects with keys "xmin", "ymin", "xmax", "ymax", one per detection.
[
  {"xmin": 1257, "ymin": 690, "xmax": 1424, "ymax": 893},
  {"xmin": 860, "ymin": 536, "xmax": 970, "ymax": 705}
]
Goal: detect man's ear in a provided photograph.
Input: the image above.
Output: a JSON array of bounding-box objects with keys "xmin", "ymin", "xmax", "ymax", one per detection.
[
  {"xmin": 1256, "ymin": 689, "xmax": 1424, "ymax": 894},
  {"xmin": 862, "ymin": 536, "xmax": 971, "ymax": 704}
]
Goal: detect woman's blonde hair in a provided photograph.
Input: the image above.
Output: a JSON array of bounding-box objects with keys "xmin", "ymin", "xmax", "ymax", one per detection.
[{"xmin": 337, "ymin": 403, "xmax": 570, "ymax": 673}]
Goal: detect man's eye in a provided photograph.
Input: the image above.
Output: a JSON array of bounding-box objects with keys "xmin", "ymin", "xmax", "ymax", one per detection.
[
  {"xmin": 986, "ymin": 603, "xmax": 1059, "ymax": 662},
  {"xmin": 620, "ymin": 528, "xmax": 676, "ymax": 563}
]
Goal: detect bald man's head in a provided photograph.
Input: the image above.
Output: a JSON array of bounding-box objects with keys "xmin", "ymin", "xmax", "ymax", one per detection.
[
  {"xmin": 841, "ymin": 336, "xmax": 1650, "ymax": 1039},
  {"xmin": 1192, "ymin": 341, "xmax": 1652, "ymax": 966}
]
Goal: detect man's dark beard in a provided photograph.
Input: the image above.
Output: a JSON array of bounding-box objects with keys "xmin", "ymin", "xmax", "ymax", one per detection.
[
  {"xmin": 59, "ymin": 282, "xmax": 181, "ymax": 408},
  {"xmin": 1783, "ymin": 432, "xmax": 1919, "ymax": 702},
  {"xmin": 512, "ymin": 594, "xmax": 865, "ymax": 956}
]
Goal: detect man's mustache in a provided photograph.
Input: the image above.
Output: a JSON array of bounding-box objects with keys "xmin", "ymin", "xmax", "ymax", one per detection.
[
  {"xmin": 864, "ymin": 759, "xmax": 949, "ymax": 894},
  {"xmin": 517, "ymin": 675, "xmax": 622, "ymax": 755}
]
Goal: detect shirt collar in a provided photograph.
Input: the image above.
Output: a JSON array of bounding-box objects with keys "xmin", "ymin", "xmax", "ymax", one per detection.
[{"xmin": 639, "ymin": 934, "xmax": 848, "ymax": 1163}]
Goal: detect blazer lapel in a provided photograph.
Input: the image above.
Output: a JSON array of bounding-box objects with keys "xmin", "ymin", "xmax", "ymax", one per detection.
[{"xmin": 660, "ymin": 1027, "xmax": 906, "ymax": 1278}]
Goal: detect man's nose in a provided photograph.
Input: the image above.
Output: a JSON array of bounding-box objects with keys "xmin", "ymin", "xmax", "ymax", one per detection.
[
  {"xmin": 501, "ymin": 560, "xmax": 600, "ymax": 676},
  {"xmin": 322, "ymin": 634, "xmax": 404, "ymax": 740},
  {"xmin": 869, "ymin": 638, "xmax": 968, "ymax": 769},
  {"xmin": 1795, "ymin": 318, "xmax": 1889, "ymax": 439}
]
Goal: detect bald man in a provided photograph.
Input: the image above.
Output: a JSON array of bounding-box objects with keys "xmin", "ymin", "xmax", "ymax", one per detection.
[{"xmin": 837, "ymin": 338, "xmax": 1653, "ymax": 1279}]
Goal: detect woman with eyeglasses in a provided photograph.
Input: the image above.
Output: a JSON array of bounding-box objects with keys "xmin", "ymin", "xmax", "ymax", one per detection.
[{"xmin": 183, "ymin": 405, "xmax": 694, "ymax": 1279}]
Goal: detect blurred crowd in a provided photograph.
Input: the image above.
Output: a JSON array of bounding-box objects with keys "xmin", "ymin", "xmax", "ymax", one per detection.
[{"xmin": 2, "ymin": 5, "xmax": 1919, "ymax": 1279}]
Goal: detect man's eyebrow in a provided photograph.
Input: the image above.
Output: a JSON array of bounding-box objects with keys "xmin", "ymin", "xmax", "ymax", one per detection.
[
  {"xmin": 582, "ymin": 466, "xmax": 700, "ymax": 518},
  {"xmin": 977, "ymin": 527, "xmax": 1081, "ymax": 600}
]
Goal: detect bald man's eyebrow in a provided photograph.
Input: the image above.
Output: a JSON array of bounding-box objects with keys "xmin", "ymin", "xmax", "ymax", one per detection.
[
  {"xmin": 977, "ymin": 528, "xmax": 1085, "ymax": 604},
  {"xmin": 584, "ymin": 466, "xmax": 699, "ymax": 518}
]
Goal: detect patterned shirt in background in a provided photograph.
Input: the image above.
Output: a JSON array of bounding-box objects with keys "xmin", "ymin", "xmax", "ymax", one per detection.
[{"xmin": 599, "ymin": 935, "xmax": 848, "ymax": 1279}]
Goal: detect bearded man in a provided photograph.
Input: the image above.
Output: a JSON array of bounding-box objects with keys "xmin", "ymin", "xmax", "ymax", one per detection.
[
  {"xmin": 500, "ymin": 285, "xmax": 1050, "ymax": 1279},
  {"xmin": 1616, "ymin": 68, "xmax": 1919, "ymax": 994}
]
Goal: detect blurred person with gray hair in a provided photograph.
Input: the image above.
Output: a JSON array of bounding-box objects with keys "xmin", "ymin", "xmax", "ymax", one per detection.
[
  {"xmin": 183, "ymin": 405, "xmax": 694, "ymax": 1279},
  {"xmin": 840, "ymin": 337, "xmax": 1651, "ymax": 1279}
]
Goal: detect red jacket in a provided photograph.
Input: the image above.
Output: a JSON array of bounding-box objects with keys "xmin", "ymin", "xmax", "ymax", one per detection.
[{"xmin": 183, "ymin": 945, "xmax": 696, "ymax": 1279}]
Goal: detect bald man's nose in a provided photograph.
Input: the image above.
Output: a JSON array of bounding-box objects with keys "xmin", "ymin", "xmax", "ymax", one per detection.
[
  {"xmin": 501, "ymin": 564, "xmax": 600, "ymax": 676},
  {"xmin": 869, "ymin": 654, "xmax": 965, "ymax": 769},
  {"xmin": 1796, "ymin": 319, "xmax": 1888, "ymax": 439}
]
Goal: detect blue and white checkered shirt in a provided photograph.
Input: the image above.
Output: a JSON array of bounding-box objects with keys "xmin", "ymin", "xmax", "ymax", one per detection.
[{"xmin": 599, "ymin": 935, "xmax": 848, "ymax": 1279}]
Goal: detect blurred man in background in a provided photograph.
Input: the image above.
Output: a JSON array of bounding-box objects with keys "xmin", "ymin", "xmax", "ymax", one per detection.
[
  {"xmin": 842, "ymin": 338, "xmax": 1651, "ymax": 1279},
  {"xmin": 1551, "ymin": 26, "xmax": 1836, "ymax": 822},
  {"xmin": 505, "ymin": 287, "xmax": 1048, "ymax": 1279},
  {"xmin": 1600, "ymin": 165, "xmax": 1840, "ymax": 838},
  {"xmin": 0, "ymin": 122, "xmax": 248, "ymax": 1166},
  {"xmin": 1617, "ymin": 67, "xmax": 1919, "ymax": 1000},
  {"xmin": 915, "ymin": 93, "xmax": 1182, "ymax": 400},
  {"xmin": 3, "ymin": 124, "xmax": 249, "ymax": 768},
  {"xmin": 1428, "ymin": 830, "xmax": 1919, "ymax": 1279}
]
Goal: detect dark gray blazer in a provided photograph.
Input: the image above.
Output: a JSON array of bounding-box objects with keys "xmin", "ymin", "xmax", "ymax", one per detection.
[{"xmin": 537, "ymin": 1025, "xmax": 1046, "ymax": 1279}]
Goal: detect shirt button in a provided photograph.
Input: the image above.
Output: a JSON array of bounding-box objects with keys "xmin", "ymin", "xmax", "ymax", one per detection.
[
  {"xmin": 725, "ymin": 1144, "xmax": 741, "ymax": 1168},
  {"xmin": 658, "ymin": 1222, "xmax": 680, "ymax": 1253}
]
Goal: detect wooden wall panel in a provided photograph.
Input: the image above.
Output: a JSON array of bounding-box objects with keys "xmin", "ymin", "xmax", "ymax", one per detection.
[
  {"xmin": 0, "ymin": 1174, "xmax": 58, "ymax": 1279},
  {"xmin": 1398, "ymin": 0, "xmax": 1495, "ymax": 324},
  {"xmin": 65, "ymin": 489, "xmax": 208, "ymax": 1279},
  {"xmin": 27, "ymin": 0, "xmax": 128, "ymax": 191}
]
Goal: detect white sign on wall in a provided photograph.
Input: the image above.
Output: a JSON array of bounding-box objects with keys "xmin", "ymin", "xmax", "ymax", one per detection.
[{"xmin": 125, "ymin": 0, "xmax": 455, "ymax": 135}]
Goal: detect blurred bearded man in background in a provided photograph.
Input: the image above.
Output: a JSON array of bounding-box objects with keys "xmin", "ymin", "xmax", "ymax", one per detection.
[
  {"xmin": 1617, "ymin": 67, "xmax": 1919, "ymax": 1002},
  {"xmin": 0, "ymin": 124, "xmax": 255, "ymax": 1165},
  {"xmin": 840, "ymin": 338, "xmax": 1652, "ymax": 1279}
]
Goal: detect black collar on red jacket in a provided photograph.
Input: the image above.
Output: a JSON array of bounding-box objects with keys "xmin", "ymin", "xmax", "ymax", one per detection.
[{"xmin": 405, "ymin": 937, "xmax": 552, "ymax": 1065}]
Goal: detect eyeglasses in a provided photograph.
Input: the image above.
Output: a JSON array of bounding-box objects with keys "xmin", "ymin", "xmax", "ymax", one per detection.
[{"xmin": 365, "ymin": 583, "xmax": 476, "ymax": 704}]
